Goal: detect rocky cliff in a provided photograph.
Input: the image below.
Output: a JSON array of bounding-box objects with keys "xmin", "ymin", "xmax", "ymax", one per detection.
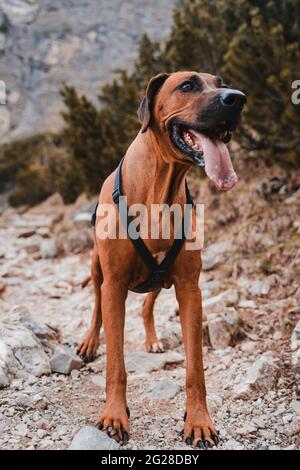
[{"xmin": 0, "ymin": 0, "xmax": 178, "ymax": 141}]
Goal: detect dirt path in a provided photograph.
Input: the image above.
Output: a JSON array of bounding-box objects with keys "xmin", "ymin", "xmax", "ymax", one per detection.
[{"xmin": 0, "ymin": 185, "xmax": 299, "ymax": 450}]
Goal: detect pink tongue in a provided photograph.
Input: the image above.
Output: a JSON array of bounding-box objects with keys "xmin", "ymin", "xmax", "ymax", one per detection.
[{"xmin": 190, "ymin": 131, "xmax": 238, "ymax": 191}]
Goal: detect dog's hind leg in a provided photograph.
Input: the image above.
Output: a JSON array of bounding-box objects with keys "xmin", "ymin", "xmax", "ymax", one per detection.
[
  {"xmin": 141, "ymin": 289, "xmax": 164, "ymax": 353},
  {"xmin": 77, "ymin": 247, "xmax": 103, "ymax": 362}
]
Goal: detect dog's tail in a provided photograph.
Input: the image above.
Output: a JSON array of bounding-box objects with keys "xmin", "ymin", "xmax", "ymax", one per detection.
[{"xmin": 81, "ymin": 275, "xmax": 91, "ymax": 289}]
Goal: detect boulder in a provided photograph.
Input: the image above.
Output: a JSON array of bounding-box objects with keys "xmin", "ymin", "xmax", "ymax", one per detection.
[
  {"xmin": 69, "ymin": 426, "xmax": 120, "ymax": 450},
  {"xmin": 0, "ymin": 316, "xmax": 51, "ymax": 388}
]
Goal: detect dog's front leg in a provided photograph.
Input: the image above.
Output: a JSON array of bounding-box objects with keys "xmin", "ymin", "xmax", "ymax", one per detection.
[
  {"xmin": 175, "ymin": 285, "xmax": 219, "ymax": 448},
  {"xmin": 96, "ymin": 280, "xmax": 129, "ymax": 444}
]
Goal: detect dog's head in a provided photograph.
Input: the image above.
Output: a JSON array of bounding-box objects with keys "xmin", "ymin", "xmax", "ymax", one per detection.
[{"xmin": 137, "ymin": 71, "xmax": 246, "ymax": 191}]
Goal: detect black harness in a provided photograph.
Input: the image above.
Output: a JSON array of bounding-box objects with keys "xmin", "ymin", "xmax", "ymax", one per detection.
[{"xmin": 92, "ymin": 158, "xmax": 194, "ymax": 293}]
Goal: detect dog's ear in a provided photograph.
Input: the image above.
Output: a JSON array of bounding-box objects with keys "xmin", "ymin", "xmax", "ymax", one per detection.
[{"xmin": 137, "ymin": 73, "xmax": 170, "ymax": 133}]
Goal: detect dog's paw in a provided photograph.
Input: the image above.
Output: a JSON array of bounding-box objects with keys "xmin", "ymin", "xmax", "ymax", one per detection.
[
  {"xmin": 77, "ymin": 330, "xmax": 100, "ymax": 362},
  {"xmin": 181, "ymin": 410, "xmax": 220, "ymax": 449},
  {"xmin": 147, "ymin": 341, "xmax": 164, "ymax": 353},
  {"xmin": 96, "ymin": 405, "xmax": 130, "ymax": 445}
]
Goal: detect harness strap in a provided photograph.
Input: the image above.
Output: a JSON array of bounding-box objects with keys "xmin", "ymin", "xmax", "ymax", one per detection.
[{"xmin": 111, "ymin": 158, "xmax": 194, "ymax": 292}]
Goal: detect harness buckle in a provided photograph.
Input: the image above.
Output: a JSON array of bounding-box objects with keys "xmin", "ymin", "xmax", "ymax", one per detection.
[{"xmin": 112, "ymin": 187, "xmax": 120, "ymax": 204}]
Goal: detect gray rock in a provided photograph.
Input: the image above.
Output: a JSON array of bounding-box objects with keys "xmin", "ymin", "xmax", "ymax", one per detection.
[
  {"xmin": 238, "ymin": 299, "xmax": 258, "ymax": 309},
  {"xmin": 161, "ymin": 322, "xmax": 182, "ymax": 350},
  {"xmin": 202, "ymin": 241, "xmax": 231, "ymax": 270},
  {"xmin": 40, "ymin": 239, "xmax": 57, "ymax": 259},
  {"xmin": 291, "ymin": 349, "xmax": 300, "ymax": 372},
  {"xmin": 91, "ymin": 375, "xmax": 106, "ymax": 388},
  {"xmin": 0, "ymin": 316, "xmax": 51, "ymax": 388},
  {"xmin": 207, "ymin": 308, "xmax": 241, "ymax": 349},
  {"xmin": 125, "ymin": 351, "xmax": 184, "ymax": 375},
  {"xmin": 291, "ymin": 400, "xmax": 300, "ymax": 416},
  {"xmin": 291, "ymin": 320, "xmax": 300, "ymax": 351},
  {"xmin": 50, "ymin": 346, "xmax": 83, "ymax": 375},
  {"xmin": 10, "ymin": 305, "xmax": 60, "ymax": 352},
  {"xmin": 248, "ymin": 280, "xmax": 272, "ymax": 297},
  {"xmin": 0, "ymin": 108, "xmax": 11, "ymax": 138},
  {"xmin": 234, "ymin": 354, "xmax": 279, "ymax": 399},
  {"xmin": 144, "ymin": 381, "xmax": 181, "ymax": 399},
  {"xmin": 69, "ymin": 426, "xmax": 120, "ymax": 450},
  {"xmin": 207, "ymin": 315, "xmax": 231, "ymax": 349},
  {"xmin": 15, "ymin": 423, "xmax": 28, "ymax": 437},
  {"xmin": 203, "ymin": 289, "xmax": 239, "ymax": 314},
  {"xmin": 74, "ymin": 212, "xmax": 92, "ymax": 228},
  {"xmin": 0, "ymin": 0, "xmax": 40, "ymax": 25}
]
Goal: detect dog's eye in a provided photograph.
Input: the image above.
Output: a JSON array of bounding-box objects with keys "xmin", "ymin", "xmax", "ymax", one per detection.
[{"xmin": 179, "ymin": 81, "xmax": 197, "ymax": 92}]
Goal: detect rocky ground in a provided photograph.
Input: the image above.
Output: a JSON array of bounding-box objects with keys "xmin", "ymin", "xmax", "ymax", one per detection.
[{"xmin": 0, "ymin": 163, "xmax": 299, "ymax": 450}]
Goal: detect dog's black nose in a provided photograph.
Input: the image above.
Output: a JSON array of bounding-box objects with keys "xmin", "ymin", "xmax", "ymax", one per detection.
[{"xmin": 220, "ymin": 89, "xmax": 246, "ymax": 108}]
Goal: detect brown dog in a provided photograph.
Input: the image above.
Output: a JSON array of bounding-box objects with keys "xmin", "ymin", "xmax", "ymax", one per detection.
[{"xmin": 77, "ymin": 72, "xmax": 246, "ymax": 448}]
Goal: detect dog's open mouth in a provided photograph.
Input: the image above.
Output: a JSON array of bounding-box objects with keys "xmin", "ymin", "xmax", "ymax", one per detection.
[{"xmin": 169, "ymin": 122, "xmax": 238, "ymax": 191}]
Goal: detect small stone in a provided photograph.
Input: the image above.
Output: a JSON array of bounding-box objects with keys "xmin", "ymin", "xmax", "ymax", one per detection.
[
  {"xmin": 39, "ymin": 439, "xmax": 54, "ymax": 449},
  {"xmin": 74, "ymin": 212, "xmax": 92, "ymax": 227},
  {"xmin": 207, "ymin": 308, "xmax": 241, "ymax": 350},
  {"xmin": 291, "ymin": 320, "xmax": 300, "ymax": 351},
  {"xmin": 207, "ymin": 314, "xmax": 231, "ymax": 349},
  {"xmin": 282, "ymin": 414, "xmax": 293, "ymax": 424},
  {"xmin": 37, "ymin": 429, "xmax": 48, "ymax": 439},
  {"xmin": 15, "ymin": 423, "xmax": 28, "ymax": 437},
  {"xmin": 273, "ymin": 331, "xmax": 282, "ymax": 340},
  {"xmin": 253, "ymin": 398, "xmax": 262, "ymax": 408},
  {"xmin": 70, "ymin": 369, "xmax": 80, "ymax": 379},
  {"xmin": 240, "ymin": 341, "xmax": 256, "ymax": 353},
  {"xmin": 144, "ymin": 381, "xmax": 181, "ymax": 399},
  {"xmin": 50, "ymin": 346, "xmax": 83, "ymax": 375},
  {"xmin": 69, "ymin": 426, "xmax": 120, "ymax": 450},
  {"xmin": 248, "ymin": 280, "xmax": 271, "ymax": 296},
  {"xmin": 91, "ymin": 375, "xmax": 106, "ymax": 388},
  {"xmin": 238, "ymin": 300, "xmax": 258, "ymax": 309},
  {"xmin": 40, "ymin": 239, "xmax": 57, "ymax": 259},
  {"xmin": 291, "ymin": 400, "xmax": 300, "ymax": 416},
  {"xmin": 284, "ymin": 444, "xmax": 296, "ymax": 450},
  {"xmin": 291, "ymin": 349, "xmax": 300, "ymax": 372}
]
